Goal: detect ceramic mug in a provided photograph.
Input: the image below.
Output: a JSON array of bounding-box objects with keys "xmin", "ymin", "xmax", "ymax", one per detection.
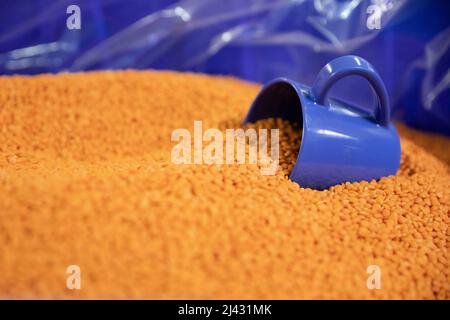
[{"xmin": 244, "ymin": 55, "xmax": 401, "ymax": 190}]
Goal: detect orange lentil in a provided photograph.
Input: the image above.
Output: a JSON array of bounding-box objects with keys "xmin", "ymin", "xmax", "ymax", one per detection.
[{"xmin": 0, "ymin": 70, "xmax": 449, "ymax": 299}]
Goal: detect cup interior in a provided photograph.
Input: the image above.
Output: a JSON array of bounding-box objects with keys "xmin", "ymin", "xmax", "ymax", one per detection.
[{"xmin": 245, "ymin": 81, "xmax": 303, "ymax": 130}]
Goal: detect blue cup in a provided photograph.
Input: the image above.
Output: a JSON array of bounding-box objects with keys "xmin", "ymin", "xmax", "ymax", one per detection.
[{"xmin": 243, "ymin": 55, "xmax": 401, "ymax": 190}]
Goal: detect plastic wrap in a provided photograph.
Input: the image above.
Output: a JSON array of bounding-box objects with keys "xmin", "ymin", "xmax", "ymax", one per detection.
[{"xmin": 0, "ymin": 0, "xmax": 449, "ymax": 134}]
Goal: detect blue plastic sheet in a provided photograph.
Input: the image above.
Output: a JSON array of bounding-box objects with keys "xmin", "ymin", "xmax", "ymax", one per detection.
[{"xmin": 0, "ymin": 0, "xmax": 449, "ymax": 135}]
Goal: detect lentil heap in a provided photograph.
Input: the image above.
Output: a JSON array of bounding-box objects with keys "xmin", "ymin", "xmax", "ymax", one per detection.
[{"xmin": 0, "ymin": 71, "xmax": 448, "ymax": 299}]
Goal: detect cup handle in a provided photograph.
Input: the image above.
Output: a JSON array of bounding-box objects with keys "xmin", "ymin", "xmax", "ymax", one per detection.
[{"xmin": 310, "ymin": 55, "xmax": 390, "ymax": 127}]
